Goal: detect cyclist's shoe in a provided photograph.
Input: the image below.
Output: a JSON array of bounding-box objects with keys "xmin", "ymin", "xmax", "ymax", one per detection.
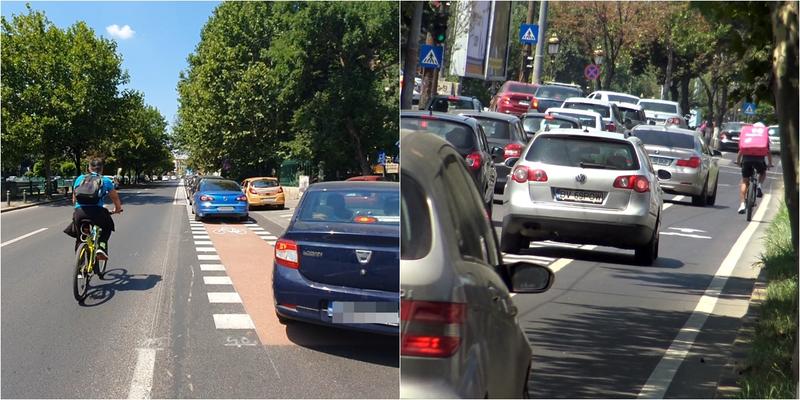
[
  {"xmin": 96, "ymin": 242, "xmax": 109, "ymax": 261},
  {"xmin": 738, "ymin": 202, "xmax": 746, "ymax": 214},
  {"xmin": 757, "ymin": 187, "xmax": 764, "ymax": 198}
]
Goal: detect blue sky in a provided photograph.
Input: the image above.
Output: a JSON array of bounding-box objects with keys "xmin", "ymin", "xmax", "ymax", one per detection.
[{"xmin": 1, "ymin": 1, "xmax": 221, "ymax": 131}]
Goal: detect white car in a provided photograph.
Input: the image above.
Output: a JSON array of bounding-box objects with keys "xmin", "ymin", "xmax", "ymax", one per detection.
[
  {"xmin": 560, "ymin": 97, "xmax": 627, "ymax": 135},
  {"xmin": 587, "ymin": 90, "xmax": 640, "ymax": 105},
  {"xmin": 543, "ymin": 107, "xmax": 604, "ymax": 131},
  {"xmin": 638, "ymin": 99, "xmax": 684, "ymax": 125}
]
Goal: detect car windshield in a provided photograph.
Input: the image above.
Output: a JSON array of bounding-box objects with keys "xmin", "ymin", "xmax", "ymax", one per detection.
[
  {"xmin": 619, "ymin": 108, "xmax": 641, "ymax": 120},
  {"xmin": 768, "ymin": 126, "xmax": 780, "ymax": 137},
  {"xmin": 298, "ymin": 188, "xmax": 399, "ymax": 225},
  {"xmin": 548, "ymin": 112, "xmax": 596, "ymax": 128},
  {"xmin": 401, "ymin": 117, "xmax": 475, "ymax": 152},
  {"xmin": 541, "ymin": 117, "xmax": 581, "ymax": 130},
  {"xmin": 535, "ymin": 86, "xmax": 582, "ymax": 100},
  {"xmin": 251, "ymin": 180, "xmax": 278, "ymax": 188},
  {"xmin": 430, "ymin": 97, "xmax": 473, "ymax": 112},
  {"xmin": 608, "ymin": 94, "xmax": 638, "ymax": 103},
  {"xmin": 505, "ymin": 83, "xmax": 537, "ymax": 94},
  {"xmin": 563, "ymin": 102, "xmax": 610, "ymax": 117},
  {"xmin": 522, "ymin": 116, "xmax": 544, "ymax": 132},
  {"xmin": 201, "ymin": 180, "xmax": 241, "ymax": 191},
  {"xmin": 639, "ymin": 101, "xmax": 679, "ymax": 114},
  {"xmin": 526, "ymin": 136, "xmax": 639, "ymax": 170},
  {"xmin": 632, "ymin": 130, "xmax": 695, "ymax": 149},
  {"xmin": 474, "ymin": 118, "xmax": 510, "ymax": 140}
]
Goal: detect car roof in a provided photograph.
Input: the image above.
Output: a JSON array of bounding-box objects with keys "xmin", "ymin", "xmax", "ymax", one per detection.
[
  {"xmin": 306, "ymin": 181, "xmax": 398, "ymax": 190},
  {"xmin": 244, "ymin": 177, "xmax": 278, "ymax": 181},
  {"xmin": 537, "ymin": 127, "xmax": 631, "ymax": 141},
  {"xmin": 451, "ymin": 109, "xmax": 519, "ymax": 122},
  {"xmin": 402, "ymin": 110, "xmax": 474, "ymax": 123},
  {"xmin": 638, "ymin": 98, "xmax": 679, "ymax": 106},
  {"xmin": 432, "ymin": 94, "xmax": 474, "ymax": 101},
  {"xmin": 544, "ymin": 107, "xmax": 602, "ymax": 118},
  {"xmin": 400, "ymin": 131, "xmax": 455, "ymax": 184},
  {"xmin": 590, "ymin": 90, "xmax": 639, "ymax": 97},
  {"xmin": 616, "ymin": 102, "xmax": 643, "ymax": 110},
  {"xmin": 631, "ymin": 124, "xmax": 699, "ymax": 136},
  {"xmin": 562, "ymin": 97, "xmax": 613, "ymax": 106}
]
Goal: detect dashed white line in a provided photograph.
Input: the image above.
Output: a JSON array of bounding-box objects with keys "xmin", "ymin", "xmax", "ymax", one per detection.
[
  {"xmin": 193, "ymin": 235, "xmax": 210, "ymax": 240},
  {"xmin": 200, "ymin": 264, "xmax": 226, "ymax": 271},
  {"xmin": 254, "ymin": 231, "xmax": 272, "ymax": 236},
  {"xmin": 213, "ymin": 314, "xmax": 255, "ymax": 329},
  {"xmin": 127, "ymin": 348, "xmax": 157, "ymax": 399},
  {"xmin": 662, "ymin": 195, "xmax": 686, "ymax": 211},
  {"xmin": 198, "ymin": 254, "xmax": 220, "ymax": 261},
  {"xmin": 261, "ymin": 235, "xmax": 278, "ymax": 240},
  {"xmin": 207, "ymin": 292, "xmax": 243, "ymax": 303},
  {"xmin": 194, "ymin": 240, "xmax": 213, "ymax": 245},
  {"xmin": 1, "ymin": 228, "xmax": 48, "ymax": 247},
  {"xmin": 203, "ymin": 276, "xmax": 233, "ymax": 285},
  {"xmin": 195, "ymin": 247, "xmax": 216, "ymax": 252}
]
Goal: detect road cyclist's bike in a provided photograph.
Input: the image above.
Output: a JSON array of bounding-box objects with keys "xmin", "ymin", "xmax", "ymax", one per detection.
[
  {"xmin": 73, "ymin": 221, "xmax": 108, "ymax": 301},
  {"xmin": 744, "ymin": 172, "xmax": 758, "ymax": 222}
]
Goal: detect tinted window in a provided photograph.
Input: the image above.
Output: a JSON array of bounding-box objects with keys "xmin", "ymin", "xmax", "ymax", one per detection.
[
  {"xmin": 632, "ymin": 130, "xmax": 695, "ymax": 149},
  {"xmin": 547, "ymin": 112, "xmax": 597, "ymax": 128},
  {"xmin": 201, "ymin": 180, "xmax": 241, "ymax": 191},
  {"xmin": 400, "ymin": 175, "xmax": 431, "ymax": 260},
  {"xmin": 619, "ymin": 107, "xmax": 642, "ymax": 121},
  {"xmin": 251, "ymin": 180, "xmax": 278, "ymax": 188},
  {"xmin": 439, "ymin": 155, "xmax": 490, "ymax": 262},
  {"xmin": 639, "ymin": 101, "xmax": 679, "ymax": 114},
  {"xmin": 474, "ymin": 118, "xmax": 510, "ymax": 140},
  {"xmin": 298, "ymin": 188, "xmax": 399, "ymax": 225},
  {"xmin": 526, "ymin": 136, "xmax": 639, "ymax": 170},
  {"xmin": 535, "ymin": 86, "xmax": 582, "ymax": 100},
  {"xmin": 430, "ymin": 97, "xmax": 474, "ymax": 112},
  {"xmin": 768, "ymin": 126, "xmax": 780, "ymax": 136},
  {"xmin": 401, "ymin": 118, "xmax": 476, "ymax": 153},
  {"xmin": 541, "ymin": 117, "xmax": 581, "ymax": 130},
  {"xmin": 608, "ymin": 94, "xmax": 639, "ymax": 103},
  {"xmin": 522, "ymin": 116, "xmax": 544, "ymax": 133},
  {"xmin": 505, "ymin": 83, "xmax": 537, "ymax": 95},
  {"xmin": 563, "ymin": 102, "xmax": 610, "ymax": 117}
]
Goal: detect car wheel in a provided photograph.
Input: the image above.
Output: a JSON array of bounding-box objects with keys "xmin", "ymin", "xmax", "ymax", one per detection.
[
  {"xmin": 194, "ymin": 213, "xmax": 202, "ymax": 222},
  {"xmin": 485, "ymin": 199, "xmax": 493, "ymax": 220},
  {"xmin": 707, "ymin": 177, "xmax": 718, "ymax": 206},
  {"xmin": 239, "ymin": 215, "xmax": 249, "ymax": 222},
  {"xmin": 635, "ymin": 219, "xmax": 659, "ymax": 265},
  {"xmin": 501, "ymin": 230, "xmax": 525, "ymax": 254},
  {"xmin": 275, "ymin": 311, "xmax": 292, "ymax": 325},
  {"xmin": 692, "ymin": 179, "xmax": 708, "ymax": 206}
]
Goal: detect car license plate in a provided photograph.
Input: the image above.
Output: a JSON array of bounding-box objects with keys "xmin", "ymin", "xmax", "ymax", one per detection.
[
  {"xmin": 218, "ymin": 206, "xmax": 234, "ymax": 211},
  {"xmin": 327, "ymin": 301, "xmax": 399, "ymax": 326},
  {"xmin": 518, "ymin": 100, "xmax": 530, "ymax": 106},
  {"xmin": 554, "ymin": 189, "xmax": 605, "ymax": 204},
  {"xmin": 651, "ymin": 156, "xmax": 672, "ymax": 166}
]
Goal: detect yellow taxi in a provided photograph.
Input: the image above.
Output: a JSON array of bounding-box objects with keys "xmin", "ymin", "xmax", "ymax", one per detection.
[{"xmin": 241, "ymin": 177, "xmax": 285, "ymax": 209}]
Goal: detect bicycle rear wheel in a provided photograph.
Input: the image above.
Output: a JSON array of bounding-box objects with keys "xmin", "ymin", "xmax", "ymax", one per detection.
[
  {"xmin": 746, "ymin": 179, "xmax": 756, "ymax": 221},
  {"xmin": 73, "ymin": 243, "xmax": 91, "ymax": 301}
]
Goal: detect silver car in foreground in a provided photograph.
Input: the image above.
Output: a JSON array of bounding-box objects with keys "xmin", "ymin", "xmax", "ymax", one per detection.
[
  {"xmin": 401, "ymin": 131, "xmax": 555, "ymax": 398},
  {"xmin": 630, "ymin": 125, "xmax": 721, "ymax": 206},
  {"xmin": 501, "ymin": 128, "xmax": 663, "ymax": 265}
]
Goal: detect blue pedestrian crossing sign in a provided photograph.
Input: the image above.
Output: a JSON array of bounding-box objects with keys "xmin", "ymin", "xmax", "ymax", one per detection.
[
  {"xmin": 419, "ymin": 45, "xmax": 443, "ymax": 69},
  {"xmin": 377, "ymin": 151, "xmax": 386, "ymax": 165},
  {"xmin": 519, "ymin": 24, "xmax": 538, "ymax": 44},
  {"xmin": 742, "ymin": 102, "xmax": 757, "ymax": 115}
]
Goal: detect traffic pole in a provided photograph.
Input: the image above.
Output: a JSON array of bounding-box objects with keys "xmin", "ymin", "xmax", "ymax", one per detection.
[
  {"xmin": 419, "ymin": 33, "xmax": 436, "ymax": 109},
  {"xmin": 530, "ymin": 0, "xmax": 548, "ymax": 85},
  {"xmin": 519, "ymin": 0, "xmax": 535, "ymax": 82}
]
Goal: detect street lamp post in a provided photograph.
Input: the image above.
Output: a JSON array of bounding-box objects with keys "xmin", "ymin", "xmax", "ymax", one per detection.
[
  {"xmin": 593, "ymin": 46, "xmax": 604, "ymax": 91},
  {"xmin": 546, "ymin": 34, "xmax": 560, "ymax": 81}
]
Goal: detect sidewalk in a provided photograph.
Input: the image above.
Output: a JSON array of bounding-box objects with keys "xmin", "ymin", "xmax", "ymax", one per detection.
[{"xmin": 0, "ymin": 193, "xmax": 70, "ymax": 213}]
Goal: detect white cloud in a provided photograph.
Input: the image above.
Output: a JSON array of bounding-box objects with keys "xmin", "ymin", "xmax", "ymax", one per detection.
[{"xmin": 106, "ymin": 24, "xmax": 135, "ymax": 40}]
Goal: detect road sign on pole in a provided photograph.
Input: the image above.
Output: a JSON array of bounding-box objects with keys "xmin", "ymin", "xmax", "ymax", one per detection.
[
  {"xmin": 584, "ymin": 64, "xmax": 601, "ymax": 81},
  {"xmin": 419, "ymin": 45, "xmax": 444, "ymax": 69},
  {"xmin": 519, "ymin": 23, "xmax": 538, "ymax": 45},
  {"xmin": 377, "ymin": 151, "xmax": 386, "ymax": 166},
  {"xmin": 742, "ymin": 102, "xmax": 757, "ymax": 115}
]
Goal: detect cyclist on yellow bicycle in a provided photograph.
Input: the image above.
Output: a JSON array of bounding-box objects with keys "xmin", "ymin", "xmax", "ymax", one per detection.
[{"xmin": 63, "ymin": 158, "xmax": 123, "ymax": 260}]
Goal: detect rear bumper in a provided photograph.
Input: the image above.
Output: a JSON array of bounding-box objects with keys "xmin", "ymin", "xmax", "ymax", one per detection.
[
  {"xmin": 248, "ymin": 193, "xmax": 285, "ymax": 206},
  {"xmin": 502, "ymin": 214, "xmax": 655, "ymax": 248},
  {"xmin": 195, "ymin": 203, "xmax": 248, "ymax": 218},
  {"xmin": 654, "ymin": 168, "xmax": 703, "ymax": 196},
  {"xmin": 719, "ymin": 139, "xmax": 739, "ymax": 151},
  {"xmin": 495, "ymin": 104, "xmax": 529, "ymax": 116},
  {"xmin": 494, "ymin": 164, "xmax": 511, "ymax": 193},
  {"xmin": 273, "ymin": 264, "xmax": 399, "ymax": 335}
]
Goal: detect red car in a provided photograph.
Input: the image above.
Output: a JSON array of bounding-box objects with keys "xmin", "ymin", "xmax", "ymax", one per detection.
[
  {"xmin": 489, "ymin": 81, "xmax": 539, "ymax": 116},
  {"xmin": 345, "ymin": 175, "xmax": 385, "ymax": 181}
]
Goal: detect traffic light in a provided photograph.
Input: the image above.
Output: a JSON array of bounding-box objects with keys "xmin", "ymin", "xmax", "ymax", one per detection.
[{"xmin": 432, "ymin": 12, "xmax": 447, "ymax": 44}]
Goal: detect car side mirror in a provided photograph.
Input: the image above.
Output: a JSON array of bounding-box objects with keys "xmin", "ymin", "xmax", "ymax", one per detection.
[
  {"xmin": 713, "ymin": 150, "xmax": 722, "ymax": 157},
  {"xmin": 525, "ymin": 132, "xmax": 534, "ymax": 141},
  {"xmin": 504, "ymin": 157, "xmax": 519, "ymax": 167},
  {"xmin": 507, "ymin": 262, "xmax": 554, "ymax": 293},
  {"xmin": 491, "ymin": 146, "xmax": 504, "ymax": 162},
  {"xmin": 624, "ymin": 118, "xmax": 633, "ymax": 129}
]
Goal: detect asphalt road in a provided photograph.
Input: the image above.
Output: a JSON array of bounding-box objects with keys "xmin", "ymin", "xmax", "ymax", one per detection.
[
  {"xmin": 493, "ymin": 152, "xmax": 786, "ymax": 398},
  {"xmin": 1, "ymin": 181, "xmax": 398, "ymax": 399}
]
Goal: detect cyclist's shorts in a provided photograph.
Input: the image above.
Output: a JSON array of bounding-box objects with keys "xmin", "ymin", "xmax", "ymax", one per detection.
[{"xmin": 741, "ymin": 157, "xmax": 766, "ymax": 178}]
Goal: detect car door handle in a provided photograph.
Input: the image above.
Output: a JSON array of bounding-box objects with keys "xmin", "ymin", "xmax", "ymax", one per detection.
[{"xmin": 487, "ymin": 285, "xmax": 501, "ymax": 302}]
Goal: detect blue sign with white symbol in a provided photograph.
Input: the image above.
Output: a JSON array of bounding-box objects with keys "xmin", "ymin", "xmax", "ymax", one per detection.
[
  {"xmin": 742, "ymin": 102, "xmax": 757, "ymax": 115},
  {"xmin": 419, "ymin": 45, "xmax": 443, "ymax": 69},
  {"xmin": 377, "ymin": 151, "xmax": 386, "ymax": 165},
  {"xmin": 519, "ymin": 24, "xmax": 538, "ymax": 45}
]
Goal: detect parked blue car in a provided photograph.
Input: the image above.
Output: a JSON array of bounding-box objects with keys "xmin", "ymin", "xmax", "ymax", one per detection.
[
  {"xmin": 192, "ymin": 179, "xmax": 248, "ymax": 221},
  {"xmin": 273, "ymin": 181, "xmax": 399, "ymax": 335}
]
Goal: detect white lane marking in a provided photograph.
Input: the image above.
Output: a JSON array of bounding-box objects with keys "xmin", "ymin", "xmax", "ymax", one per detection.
[
  {"xmin": 200, "ymin": 264, "xmax": 225, "ymax": 271},
  {"xmin": 203, "ymin": 276, "xmax": 233, "ymax": 285},
  {"xmin": 127, "ymin": 348, "xmax": 157, "ymax": 399},
  {"xmin": 247, "ymin": 227, "xmax": 265, "ymax": 231},
  {"xmin": 262, "ymin": 235, "xmax": 278, "ymax": 240},
  {"xmin": 196, "ymin": 247, "xmax": 216, "ymax": 252},
  {"xmin": 280, "ymin": 215, "xmax": 292, "ymax": 219},
  {"xmin": 193, "ymin": 235, "xmax": 210, "ymax": 240},
  {"xmin": 638, "ymin": 194, "xmax": 773, "ymax": 399},
  {"xmin": 1, "ymin": 228, "xmax": 48, "ymax": 247},
  {"xmin": 213, "ymin": 314, "xmax": 256, "ymax": 329},
  {"xmin": 254, "ymin": 231, "xmax": 272, "ymax": 236},
  {"xmin": 660, "ymin": 232, "xmax": 712, "ymax": 239},
  {"xmin": 265, "ymin": 241, "xmax": 276, "ymax": 246},
  {"xmin": 194, "ymin": 240, "xmax": 213, "ymax": 245},
  {"xmin": 669, "ymin": 227, "xmax": 707, "ymax": 233},
  {"xmin": 508, "ymin": 245, "xmax": 596, "ymax": 298},
  {"xmin": 198, "ymin": 254, "xmax": 220, "ymax": 261},
  {"xmin": 172, "ymin": 183, "xmax": 185, "ymax": 205},
  {"xmin": 207, "ymin": 292, "xmax": 243, "ymax": 303},
  {"xmin": 662, "ymin": 195, "xmax": 686, "ymax": 210}
]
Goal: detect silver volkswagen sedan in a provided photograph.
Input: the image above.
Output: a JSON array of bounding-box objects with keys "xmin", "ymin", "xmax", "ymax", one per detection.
[
  {"xmin": 630, "ymin": 125, "xmax": 721, "ymax": 206},
  {"xmin": 400, "ymin": 131, "xmax": 555, "ymax": 398},
  {"xmin": 501, "ymin": 128, "xmax": 663, "ymax": 265}
]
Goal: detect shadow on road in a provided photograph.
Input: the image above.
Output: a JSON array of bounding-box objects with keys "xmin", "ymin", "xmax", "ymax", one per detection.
[
  {"xmin": 80, "ymin": 268, "xmax": 162, "ymax": 307},
  {"xmin": 282, "ymin": 322, "xmax": 398, "ymax": 367},
  {"xmin": 516, "ymin": 245, "xmax": 685, "ymax": 269}
]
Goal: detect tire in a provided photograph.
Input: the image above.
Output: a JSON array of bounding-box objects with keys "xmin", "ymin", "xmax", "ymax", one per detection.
[
  {"xmin": 194, "ymin": 213, "xmax": 202, "ymax": 222},
  {"xmin": 501, "ymin": 230, "xmax": 524, "ymax": 254},
  {"xmin": 635, "ymin": 219, "xmax": 659, "ymax": 266},
  {"xmin": 275, "ymin": 311, "xmax": 292, "ymax": 325},
  {"xmin": 239, "ymin": 215, "xmax": 249, "ymax": 222},
  {"xmin": 485, "ymin": 199, "xmax": 493, "ymax": 220},
  {"xmin": 706, "ymin": 177, "xmax": 718, "ymax": 206},
  {"xmin": 96, "ymin": 258, "xmax": 107, "ymax": 280},
  {"xmin": 73, "ymin": 244, "xmax": 90, "ymax": 301},
  {"xmin": 692, "ymin": 180, "xmax": 708, "ymax": 206},
  {"xmin": 746, "ymin": 181, "xmax": 756, "ymax": 221}
]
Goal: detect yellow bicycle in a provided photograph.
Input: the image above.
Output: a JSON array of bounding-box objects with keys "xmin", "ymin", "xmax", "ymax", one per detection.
[{"xmin": 73, "ymin": 222, "xmax": 108, "ymax": 301}]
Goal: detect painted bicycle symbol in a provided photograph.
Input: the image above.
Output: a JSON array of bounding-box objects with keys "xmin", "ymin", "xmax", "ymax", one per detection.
[{"xmin": 212, "ymin": 226, "xmax": 246, "ymax": 235}]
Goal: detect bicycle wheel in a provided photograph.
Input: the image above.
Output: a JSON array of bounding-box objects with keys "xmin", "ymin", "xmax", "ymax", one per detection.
[
  {"xmin": 96, "ymin": 257, "xmax": 107, "ymax": 279},
  {"xmin": 746, "ymin": 179, "xmax": 756, "ymax": 222},
  {"xmin": 73, "ymin": 243, "xmax": 91, "ymax": 301}
]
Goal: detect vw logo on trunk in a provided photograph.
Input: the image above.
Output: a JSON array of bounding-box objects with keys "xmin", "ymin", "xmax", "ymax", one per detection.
[
  {"xmin": 355, "ymin": 250, "xmax": 372, "ymax": 265},
  {"xmin": 575, "ymin": 174, "xmax": 587, "ymax": 184}
]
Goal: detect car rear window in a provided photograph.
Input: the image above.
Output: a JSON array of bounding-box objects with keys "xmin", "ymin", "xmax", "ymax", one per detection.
[
  {"xmin": 563, "ymin": 102, "xmax": 610, "ymax": 117},
  {"xmin": 474, "ymin": 118, "xmax": 510, "ymax": 140},
  {"xmin": 505, "ymin": 83, "xmax": 537, "ymax": 95},
  {"xmin": 526, "ymin": 136, "xmax": 639, "ymax": 170},
  {"xmin": 548, "ymin": 112, "xmax": 597, "ymax": 128},
  {"xmin": 430, "ymin": 97, "xmax": 473, "ymax": 112},
  {"xmin": 251, "ymin": 180, "xmax": 278, "ymax": 188},
  {"xmin": 619, "ymin": 107, "xmax": 642, "ymax": 120},
  {"xmin": 400, "ymin": 175, "xmax": 431, "ymax": 260},
  {"xmin": 608, "ymin": 94, "xmax": 638, "ymax": 104},
  {"xmin": 298, "ymin": 188, "xmax": 399, "ymax": 225},
  {"xmin": 632, "ymin": 130, "xmax": 695, "ymax": 149},
  {"xmin": 768, "ymin": 126, "xmax": 780, "ymax": 137},
  {"xmin": 722, "ymin": 122, "xmax": 745, "ymax": 131},
  {"xmin": 639, "ymin": 101, "xmax": 679, "ymax": 114},
  {"xmin": 535, "ymin": 86, "xmax": 582, "ymax": 100},
  {"xmin": 522, "ymin": 116, "xmax": 544, "ymax": 133},
  {"xmin": 201, "ymin": 180, "xmax": 241, "ymax": 191},
  {"xmin": 542, "ymin": 117, "xmax": 582, "ymax": 130},
  {"xmin": 401, "ymin": 118, "xmax": 476, "ymax": 152}
]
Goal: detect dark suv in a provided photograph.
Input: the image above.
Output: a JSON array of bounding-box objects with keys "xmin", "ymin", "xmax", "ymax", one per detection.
[
  {"xmin": 529, "ymin": 83, "xmax": 584, "ymax": 112},
  {"xmin": 719, "ymin": 121, "xmax": 748, "ymax": 152},
  {"xmin": 424, "ymin": 95, "xmax": 483, "ymax": 112},
  {"xmin": 401, "ymin": 111, "xmax": 498, "ymax": 215}
]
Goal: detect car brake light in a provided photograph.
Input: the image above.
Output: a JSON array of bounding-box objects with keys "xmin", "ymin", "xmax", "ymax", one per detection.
[
  {"xmin": 249, "ymin": 187, "xmax": 257, "ymax": 194},
  {"xmin": 613, "ymin": 175, "xmax": 650, "ymax": 193},
  {"xmin": 676, "ymin": 156, "xmax": 701, "ymax": 168},
  {"xmin": 606, "ymin": 122, "xmax": 617, "ymax": 132},
  {"xmin": 354, "ymin": 215, "xmax": 377, "ymax": 224},
  {"xmin": 544, "ymin": 114, "xmax": 554, "ymax": 120},
  {"xmin": 199, "ymin": 195, "xmax": 214, "ymax": 201},
  {"xmin": 532, "ymin": 98, "xmax": 539, "ymax": 110},
  {"xmin": 465, "ymin": 152, "xmax": 482, "ymax": 171},
  {"xmin": 236, "ymin": 194, "xmax": 247, "ymax": 202},
  {"xmin": 275, "ymin": 239, "xmax": 299, "ymax": 269},
  {"xmin": 448, "ymin": 96, "xmax": 459, "ymax": 101},
  {"xmin": 503, "ymin": 143, "xmax": 523, "ymax": 159},
  {"xmin": 501, "ymin": 96, "xmax": 511, "ymax": 105},
  {"xmin": 512, "ymin": 166, "xmax": 547, "ymax": 183},
  {"xmin": 401, "ymin": 300, "xmax": 465, "ymax": 357},
  {"xmin": 720, "ymin": 132, "xmax": 727, "ymax": 139}
]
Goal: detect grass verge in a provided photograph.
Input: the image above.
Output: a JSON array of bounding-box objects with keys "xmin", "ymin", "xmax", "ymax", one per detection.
[{"xmin": 738, "ymin": 203, "xmax": 798, "ymax": 399}]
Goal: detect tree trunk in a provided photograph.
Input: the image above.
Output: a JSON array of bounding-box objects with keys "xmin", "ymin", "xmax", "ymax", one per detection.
[
  {"xmin": 401, "ymin": 1, "xmax": 423, "ymax": 110},
  {"xmin": 679, "ymin": 75, "xmax": 690, "ymax": 117},
  {"xmin": 344, "ymin": 117, "xmax": 371, "ymax": 176},
  {"xmin": 715, "ymin": 83, "xmax": 728, "ymax": 128},
  {"xmin": 43, "ymin": 156, "xmax": 52, "ymax": 198},
  {"xmin": 663, "ymin": 47, "xmax": 674, "ymax": 100}
]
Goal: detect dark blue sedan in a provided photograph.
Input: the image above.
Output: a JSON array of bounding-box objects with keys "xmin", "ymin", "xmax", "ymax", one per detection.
[
  {"xmin": 273, "ymin": 181, "xmax": 399, "ymax": 335},
  {"xmin": 192, "ymin": 179, "xmax": 249, "ymax": 221}
]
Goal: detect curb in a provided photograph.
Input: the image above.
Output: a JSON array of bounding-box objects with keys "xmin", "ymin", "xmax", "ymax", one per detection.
[{"xmin": 0, "ymin": 196, "xmax": 70, "ymax": 213}]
